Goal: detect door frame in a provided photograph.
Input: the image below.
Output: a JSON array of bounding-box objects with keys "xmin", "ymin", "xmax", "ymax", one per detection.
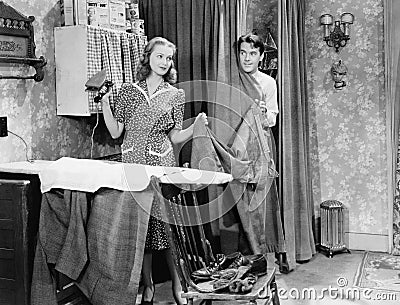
[{"xmin": 384, "ymin": 0, "xmax": 400, "ymax": 254}]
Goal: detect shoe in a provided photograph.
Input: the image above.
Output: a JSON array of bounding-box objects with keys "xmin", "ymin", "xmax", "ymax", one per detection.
[
  {"xmin": 191, "ymin": 252, "xmax": 242, "ymax": 281},
  {"xmin": 140, "ymin": 285, "xmax": 155, "ymax": 305},
  {"xmin": 241, "ymin": 254, "xmax": 267, "ymax": 278},
  {"xmin": 220, "ymin": 252, "xmax": 242, "ymax": 269},
  {"xmin": 227, "ymin": 253, "xmax": 249, "ymax": 269},
  {"xmin": 191, "ymin": 254, "xmax": 225, "ymax": 280}
]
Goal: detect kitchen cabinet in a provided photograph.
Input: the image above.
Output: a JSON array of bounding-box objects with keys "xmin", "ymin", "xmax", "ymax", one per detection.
[
  {"xmin": 54, "ymin": 25, "xmax": 147, "ymax": 116},
  {"xmin": 0, "ymin": 173, "xmax": 41, "ymax": 305}
]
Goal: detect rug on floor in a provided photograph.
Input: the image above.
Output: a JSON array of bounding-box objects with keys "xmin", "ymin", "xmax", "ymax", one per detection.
[{"xmin": 353, "ymin": 251, "xmax": 400, "ymax": 292}]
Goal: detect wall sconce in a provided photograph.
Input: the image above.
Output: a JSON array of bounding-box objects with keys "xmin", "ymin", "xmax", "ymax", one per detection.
[{"xmin": 320, "ymin": 13, "xmax": 354, "ymax": 52}]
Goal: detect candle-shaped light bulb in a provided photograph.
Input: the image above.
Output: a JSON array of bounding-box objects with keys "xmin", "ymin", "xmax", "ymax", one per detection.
[
  {"xmin": 343, "ymin": 23, "xmax": 350, "ymax": 36},
  {"xmin": 324, "ymin": 25, "xmax": 330, "ymax": 38},
  {"xmin": 320, "ymin": 14, "xmax": 333, "ymax": 38}
]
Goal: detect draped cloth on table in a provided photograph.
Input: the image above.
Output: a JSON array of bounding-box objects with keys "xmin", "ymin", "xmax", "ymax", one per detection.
[{"xmin": 31, "ymin": 187, "xmax": 154, "ymax": 305}]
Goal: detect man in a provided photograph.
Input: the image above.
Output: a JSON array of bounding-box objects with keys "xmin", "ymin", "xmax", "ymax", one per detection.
[
  {"xmin": 190, "ymin": 32, "xmax": 285, "ymax": 258},
  {"xmin": 238, "ymin": 33, "xmax": 279, "ymax": 129}
]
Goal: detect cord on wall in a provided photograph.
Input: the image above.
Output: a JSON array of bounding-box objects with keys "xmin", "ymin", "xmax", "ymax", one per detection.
[{"xmin": 7, "ymin": 130, "xmax": 34, "ymax": 163}]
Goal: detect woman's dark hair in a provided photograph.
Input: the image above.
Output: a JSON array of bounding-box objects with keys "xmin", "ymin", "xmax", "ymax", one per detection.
[
  {"xmin": 237, "ymin": 33, "xmax": 265, "ymax": 55},
  {"xmin": 136, "ymin": 37, "xmax": 177, "ymax": 84}
]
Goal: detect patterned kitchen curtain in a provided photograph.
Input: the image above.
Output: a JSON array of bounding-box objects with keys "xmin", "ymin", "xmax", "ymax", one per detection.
[{"xmin": 86, "ymin": 26, "xmax": 147, "ymax": 112}]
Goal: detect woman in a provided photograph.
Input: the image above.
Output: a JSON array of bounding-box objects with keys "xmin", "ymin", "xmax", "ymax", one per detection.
[{"xmin": 101, "ymin": 37, "xmax": 207, "ymax": 305}]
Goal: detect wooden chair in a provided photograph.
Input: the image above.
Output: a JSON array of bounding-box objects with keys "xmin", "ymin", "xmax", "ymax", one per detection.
[{"xmin": 154, "ymin": 180, "xmax": 280, "ymax": 305}]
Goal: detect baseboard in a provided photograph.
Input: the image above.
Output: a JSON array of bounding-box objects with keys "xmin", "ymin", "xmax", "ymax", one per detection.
[{"xmin": 346, "ymin": 232, "xmax": 389, "ymax": 252}]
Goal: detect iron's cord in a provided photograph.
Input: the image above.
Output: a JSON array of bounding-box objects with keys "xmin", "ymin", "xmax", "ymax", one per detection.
[
  {"xmin": 90, "ymin": 103, "xmax": 100, "ymax": 159},
  {"xmin": 7, "ymin": 130, "xmax": 34, "ymax": 163}
]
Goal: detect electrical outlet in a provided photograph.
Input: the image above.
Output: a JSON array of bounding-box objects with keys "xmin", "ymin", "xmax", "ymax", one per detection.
[{"xmin": 0, "ymin": 116, "xmax": 8, "ymax": 137}]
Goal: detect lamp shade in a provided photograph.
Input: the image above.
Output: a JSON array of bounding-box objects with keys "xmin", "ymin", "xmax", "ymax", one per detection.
[
  {"xmin": 320, "ymin": 14, "xmax": 333, "ymax": 25},
  {"xmin": 341, "ymin": 12, "xmax": 354, "ymax": 24}
]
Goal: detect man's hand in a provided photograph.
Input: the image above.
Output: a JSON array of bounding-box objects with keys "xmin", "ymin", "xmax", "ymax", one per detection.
[{"xmin": 255, "ymin": 99, "xmax": 267, "ymax": 114}]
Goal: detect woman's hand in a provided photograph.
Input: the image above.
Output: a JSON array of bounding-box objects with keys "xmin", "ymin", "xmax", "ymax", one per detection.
[
  {"xmin": 195, "ymin": 112, "xmax": 208, "ymax": 126},
  {"xmin": 101, "ymin": 90, "xmax": 112, "ymax": 105},
  {"xmin": 170, "ymin": 112, "xmax": 208, "ymax": 145}
]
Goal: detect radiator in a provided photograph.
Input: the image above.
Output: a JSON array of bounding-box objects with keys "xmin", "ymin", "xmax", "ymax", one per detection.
[{"xmin": 319, "ymin": 200, "xmax": 350, "ymax": 258}]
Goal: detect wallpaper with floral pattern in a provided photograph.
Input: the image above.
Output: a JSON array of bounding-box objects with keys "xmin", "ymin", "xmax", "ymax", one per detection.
[
  {"xmin": 305, "ymin": 0, "xmax": 389, "ymax": 239},
  {"xmin": 0, "ymin": 0, "xmax": 120, "ymax": 164}
]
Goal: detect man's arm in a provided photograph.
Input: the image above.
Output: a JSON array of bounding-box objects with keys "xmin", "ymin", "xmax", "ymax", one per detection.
[{"xmin": 258, "ymin": 81, "xmax": 278, "ymax": 127}]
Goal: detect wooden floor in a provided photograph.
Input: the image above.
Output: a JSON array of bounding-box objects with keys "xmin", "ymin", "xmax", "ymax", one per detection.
[{"xmin": 55, "ymin": 250, "xmax": 400, "ymax": 305}]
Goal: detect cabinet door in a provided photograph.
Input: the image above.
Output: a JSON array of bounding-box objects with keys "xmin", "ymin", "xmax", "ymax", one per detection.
[
  {"xmin": 0, "ymin": 180, "xmax": 30, "ymax": 305},
  {"xmin": 54, "ymin": 25, "xmax": 90, "ymax": 116}
]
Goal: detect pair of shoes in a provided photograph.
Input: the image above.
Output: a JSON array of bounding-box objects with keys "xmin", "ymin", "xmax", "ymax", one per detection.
[
  {"xmin": 191, "ymin": 252, "xmax": 242, "ymax": 281},
  {"xmin": 212, "ymin": 253, "xmax": 267, "ymax": 282},
  {"xmin": 140, "ymin": 285, "xmax": 155, "ymax": 305}
]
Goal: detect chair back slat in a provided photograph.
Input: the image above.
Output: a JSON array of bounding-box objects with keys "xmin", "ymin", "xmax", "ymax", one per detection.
[
  {"xmin": 154, "ymin": 180, "xmax": 215, "ymax": 288},
  {"xmin": 190, "ymin": 191, "xmax": 215, "ymax": 265},
  {"xmin": 166, "ymin": 197, "xmax": 195, "ymax": 273},
  {"xmin": 178, "ymin": 193, "xmax": 206, "ymax": 271}
]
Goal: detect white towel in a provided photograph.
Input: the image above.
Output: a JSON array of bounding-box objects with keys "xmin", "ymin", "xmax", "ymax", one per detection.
[{"xmin": 39, "ymin": 157, "xmax": 232, "ymax": 193}]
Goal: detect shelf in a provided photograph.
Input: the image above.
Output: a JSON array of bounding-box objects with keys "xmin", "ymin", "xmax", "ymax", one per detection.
[{"xmin": 0, "ymin": 56, "xmax": 47, "ymax": 81}]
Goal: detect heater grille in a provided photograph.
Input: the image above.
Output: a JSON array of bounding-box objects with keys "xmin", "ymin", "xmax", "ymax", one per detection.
[{"xmin": 319, "ymin": 200, "xmax": 350, "ymax": 257}]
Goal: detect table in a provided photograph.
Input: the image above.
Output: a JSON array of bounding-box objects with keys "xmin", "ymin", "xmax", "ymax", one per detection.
[{"xmin": 0, "ymin": 161, "xmax": 51, "ymax": 305}]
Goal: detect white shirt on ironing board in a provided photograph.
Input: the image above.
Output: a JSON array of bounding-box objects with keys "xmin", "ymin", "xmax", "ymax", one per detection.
[{"xmin": 252, "ymin": 70, "xmax": 278, "ymax": 127}]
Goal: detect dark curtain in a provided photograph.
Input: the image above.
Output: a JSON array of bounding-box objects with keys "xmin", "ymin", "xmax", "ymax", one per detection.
[
  {"xmin": 206, "ymin": 0, "xmax": 285, "ymax": 256},
  {"xmin": 139, "ymin": 0, "xmax": 220, "ymax": 88},
  {"xmin": 278, "ymin": 0, "xmax": 316, "ymax": 270},
  {"xmin": 140, "ymin": 0, "xmax": 221, "ymax": 165}
]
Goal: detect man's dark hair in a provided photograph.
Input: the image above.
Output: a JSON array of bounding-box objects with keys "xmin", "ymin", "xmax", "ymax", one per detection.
[{"xmin": 237, "ymin": 33, "xmax": 265, "ymax": 55}]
